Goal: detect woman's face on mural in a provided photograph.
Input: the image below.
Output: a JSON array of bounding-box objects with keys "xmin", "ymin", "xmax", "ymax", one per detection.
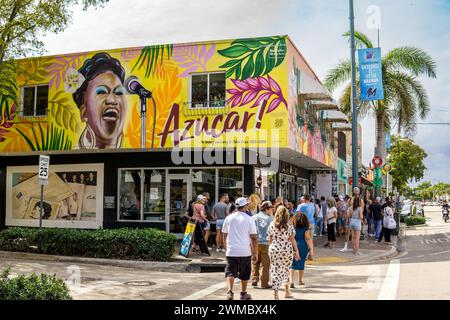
[{"xmin": 81, "ymin": 71, "xmax": 127, "ymax": 146}]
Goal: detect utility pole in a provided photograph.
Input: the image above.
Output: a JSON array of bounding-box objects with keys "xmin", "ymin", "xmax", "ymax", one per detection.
[{"xmin": 349, "ymin": 0, "xmax": 359, "ymax": 192}]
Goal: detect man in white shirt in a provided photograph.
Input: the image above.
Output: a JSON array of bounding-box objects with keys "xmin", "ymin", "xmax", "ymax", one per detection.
[{"xmin": 222, "ymin": 197, "xmax": 258, "ymax": 300}]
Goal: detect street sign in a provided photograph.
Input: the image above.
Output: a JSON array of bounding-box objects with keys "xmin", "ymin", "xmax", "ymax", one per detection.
[
  {"xmin": 374, "ymin": 177, "xmax": 383, "ymax": 187},
  {"xmin": 383, "ymin": 163, "xmax": 392, "ymax": 172},
  {"xmin": 372, "ymin": 156, "xmax": 383, "ymax": 167},
  {"xmin": 39, "ymin": 155, "xmax": 50, "ymax": 186},
  {"xmin": 358, "ymin": 48, "xmax": 384, "ymax": 101}
]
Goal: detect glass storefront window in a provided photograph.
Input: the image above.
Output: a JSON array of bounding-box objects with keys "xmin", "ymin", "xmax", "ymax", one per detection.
[
  {"xmin": 219, "ymin": 168, "xmax": 243, "ymax": 203},
  {"xmin": 143, "ymin": 170, "xmax": 166, "ymax": 221},
  {"xmin": 254, "ymin": 169, "xmax": 276, "ymax": 201},
  {"xmin": 119, "ymin": 170, "xmax": 141, "ymax": 220},
  {"xmin": 192, "ymin": 169, "xmax": 216, "ymax": 218}
]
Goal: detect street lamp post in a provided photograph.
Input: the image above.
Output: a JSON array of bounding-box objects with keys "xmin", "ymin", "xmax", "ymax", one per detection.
[{"xmin": 349, "ymin": 0, "xmax": 359, "ymax": 192}]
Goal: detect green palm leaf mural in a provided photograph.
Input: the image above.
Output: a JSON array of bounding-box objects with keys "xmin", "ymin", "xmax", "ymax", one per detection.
[
  {"xmin": 132, "ymin": 44, "xmax": 173, "ymax": 78},
  {"xmin": 218, "ymin": 36, "xmax": 287, "ymax": 80},
  {"xmin": 16, "ymin": 123, "xmax": 72, "ymax": 151}
]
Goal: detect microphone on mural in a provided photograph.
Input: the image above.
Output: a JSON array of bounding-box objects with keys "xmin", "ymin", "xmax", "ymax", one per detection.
[{"xmin": 125, "ymin": 76, "xmax": 152, "ymax": 98}]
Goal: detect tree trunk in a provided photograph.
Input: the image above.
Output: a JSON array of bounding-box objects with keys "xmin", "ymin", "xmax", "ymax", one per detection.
[{"xmin": 375, "ymin": 110, "xmax": 387, "ymax": 160}]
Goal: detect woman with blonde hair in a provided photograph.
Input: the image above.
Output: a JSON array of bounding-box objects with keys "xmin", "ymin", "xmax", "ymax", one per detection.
[
  {"xmin": 248, "ymin": 194, "xmax": 262, "ymax": 216},
  {"xmin": 267, "ymin": 206, "xmax": 300, "ymax": 300}
]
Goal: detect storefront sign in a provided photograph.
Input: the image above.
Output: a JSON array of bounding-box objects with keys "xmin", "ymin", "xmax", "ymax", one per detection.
[
  {"xmin": 358, "ymin": 48, "xmax": 384, "ymax": 101},
  {"xmin": 332, "ymin": 172, "xmax": 338, "ymax": 196}
]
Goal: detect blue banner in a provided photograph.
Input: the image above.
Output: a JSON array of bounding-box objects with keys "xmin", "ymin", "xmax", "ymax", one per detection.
[
  {"xmin": 386, "ymin": 130, "xmax": 391, "ymax": 149},
  {"xmin": 358, "ymin": 48, "xmax": 384, "ymax": 101}
]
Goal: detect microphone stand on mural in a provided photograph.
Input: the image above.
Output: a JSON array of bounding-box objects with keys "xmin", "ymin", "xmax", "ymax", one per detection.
[{"xmin": 140, "ymin": 95, "xmax": 147, "ymax": 149}]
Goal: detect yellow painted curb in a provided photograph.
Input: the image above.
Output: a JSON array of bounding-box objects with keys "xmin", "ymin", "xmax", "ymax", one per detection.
[{"xmin": 306, "ymin": 256, "xmax": 350, "ymax": 265}]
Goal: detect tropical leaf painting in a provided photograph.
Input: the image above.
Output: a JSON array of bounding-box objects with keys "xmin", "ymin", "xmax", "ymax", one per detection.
[
  {"xmin": 172, "ymin": 43, "xmax": 216, "ymax": 77},
  {"xmin": 226, "ymin": 75, "xmax": 287, "ymax": 113},
  {"xmin": 19, "ymin": 58, "xmax": 53, "ymax": 85},
  {"xmin": 218, "ymin": 36, "xmax": 286, "ymax": 80},
  {"xmin": 0, "ymin": 102, "xmax": 16, "ymax": 143},
  {"xmin": 45, "ymin": 55, "xmax": 87, "ymax": 90},
  {"xmin": 132, "ymin": 44, "xmax": 173, "ymax": 79},
  {"xmin": 15, "ymin": 123, "xmax": 72, "ymax": 151},
  {"xmin": 125, "ymin": 61, "xmax": 181, "ymax": 148},
  {"xmin": 48, "ymin": 91, "xmax": 80, "ymax": 133}
]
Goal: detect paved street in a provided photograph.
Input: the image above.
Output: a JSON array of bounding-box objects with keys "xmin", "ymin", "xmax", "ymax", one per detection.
[{"xmin": 0, "ymin": 206, "xmax": 449, "ymax": 300}]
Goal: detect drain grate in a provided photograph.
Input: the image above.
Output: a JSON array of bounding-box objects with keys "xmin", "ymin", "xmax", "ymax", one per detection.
[{"xmin": 124, "ymin": 281, "xmax": 156, "ymax": 287}]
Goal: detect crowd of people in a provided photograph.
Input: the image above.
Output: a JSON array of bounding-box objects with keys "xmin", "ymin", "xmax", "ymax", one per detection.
[{"xmin": 183, "ymin": 188, "xmax": 398, "ymax": 300}]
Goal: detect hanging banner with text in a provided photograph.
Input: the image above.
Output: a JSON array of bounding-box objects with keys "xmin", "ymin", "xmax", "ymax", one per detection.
[{"xmin": 358, "ymin": 47, "xmax": 384, "ymax": 101}]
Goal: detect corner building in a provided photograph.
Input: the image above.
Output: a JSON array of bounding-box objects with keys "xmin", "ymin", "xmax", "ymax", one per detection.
[{"xmin": 0, "ymin": 35, "xmax": 349, "ymax": 237}]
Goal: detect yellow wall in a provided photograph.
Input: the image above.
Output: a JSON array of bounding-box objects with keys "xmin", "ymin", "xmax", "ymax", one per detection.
[{"xmin": 0, "ymin": 36, "xmax": 290, "ymax": 152}]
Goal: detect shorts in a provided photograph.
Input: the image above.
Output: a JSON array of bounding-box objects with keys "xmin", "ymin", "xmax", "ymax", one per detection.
[
  {"xmin": 349, "ymin": 218, "xmax": 362, "ymax": 231},
  {"xmin": 204, "ymin": 220, "xmax": 211, "ymax": 231},
  {"xmin": 199, "ymin": 221, "xmax": 207, "ymax": 230},
  {"xmin": 225, "ymin": 256, "xmax": 252, "ymax": 281},
  {"xmin": 216, "ymin": 219, "xmax": 225, "ymax": 231}
]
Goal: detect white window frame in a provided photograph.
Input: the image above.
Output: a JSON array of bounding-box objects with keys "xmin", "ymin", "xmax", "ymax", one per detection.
[
  {"xmin": 189, "ymin": 71, "xmax": 226, "ymax": 109},
  {"xmin": 20, "ymin": 84, "xmax": 49, "ymax": 117}
]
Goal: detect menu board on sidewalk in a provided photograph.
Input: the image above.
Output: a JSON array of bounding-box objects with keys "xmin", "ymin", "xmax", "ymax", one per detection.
[{"xmin": 179, "ymin": 220, "xmax": 210, "ymax": 258}]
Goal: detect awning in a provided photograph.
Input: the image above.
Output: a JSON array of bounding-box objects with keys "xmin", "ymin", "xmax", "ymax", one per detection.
[
  {"xmin": 332, "ymin": 123, "xmax": 352, "ymax": 131},
  {"xmin": 299, "ymin": 72, "xmax": 332, "ymax": 101},
  {"xmin": 308, "ymin": 100, "xmax": 340, "ymax": 111},
  {"xmin": 323, "ymin": 110, "xmax": 349, "ymax": 123}
]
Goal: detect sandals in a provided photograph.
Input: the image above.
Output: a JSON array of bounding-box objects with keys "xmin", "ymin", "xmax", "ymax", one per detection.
[
  {"xmin": 298, "ymin": 281, "xmax": 305, "ymax": 286},
  {"xmin": 290, "ymin": 283, "xmax": 295, "ymax": 289},
  {"xmin": 274, "ymin": 290, "xmax": 279, "ymax": 300}
]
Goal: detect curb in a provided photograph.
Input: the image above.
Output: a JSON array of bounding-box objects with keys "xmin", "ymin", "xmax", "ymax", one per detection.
[{"xmin": 0, "ymin": 251, "xmax": 199, "ymax": 273}]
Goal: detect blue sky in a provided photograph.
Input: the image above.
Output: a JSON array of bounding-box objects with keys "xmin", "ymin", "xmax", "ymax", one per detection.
[{"xmin": 42, "ymin": 0, "xmax": 450, "ymax": 185}]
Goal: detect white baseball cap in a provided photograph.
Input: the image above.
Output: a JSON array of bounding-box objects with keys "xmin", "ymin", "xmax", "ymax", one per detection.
[
  {"xmin": 235, "ymin": 197, "xmax": 249, "ymax": 208},
  {"xmin": 338, "ymin": 195, "xmax": 344, "ymax": 201},
  {"xmin": 197, "ymin": 195, "xmax": 206, "ymax": 201}
]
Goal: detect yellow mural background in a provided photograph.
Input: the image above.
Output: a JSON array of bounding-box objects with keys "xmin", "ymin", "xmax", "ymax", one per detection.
[{"xmin": 0, "ymin": 37, "xmax": 290, "ymax": 152}]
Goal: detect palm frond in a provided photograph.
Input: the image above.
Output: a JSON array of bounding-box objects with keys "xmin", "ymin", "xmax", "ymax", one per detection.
[
  {"xmin": 385, "ymin": 71, "xmax": 417, "ymax": 136},
  {"xmin": 383, "ymin": 46, "xmax": 437, "ymax": 78},
  {"xmin": 343, "ymin": 31, "xmax": 374, "ymax": 49},
  {"xmin": 323, "ymin": 59, "xmax": 352, "ymax": 91}
]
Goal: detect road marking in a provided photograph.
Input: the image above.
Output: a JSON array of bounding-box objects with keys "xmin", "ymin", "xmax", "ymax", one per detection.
[
  {"xmin": 377, "ymin": 259, "xmax": 400, "ymax": 300},
  {"xmin": 181, "ymin": 281, "xmax": 227, "ymax": 300}
]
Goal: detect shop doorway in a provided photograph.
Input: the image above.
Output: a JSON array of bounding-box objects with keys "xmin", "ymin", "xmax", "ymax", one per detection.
[{"xmin": 166, "ymin": 174, "xmax": 192, "ymax": 237}]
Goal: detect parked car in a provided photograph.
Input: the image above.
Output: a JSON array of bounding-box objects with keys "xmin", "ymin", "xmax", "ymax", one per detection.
[{"xmin": 400, "ymin": 203, "xmax": 412, "ymax": 222}]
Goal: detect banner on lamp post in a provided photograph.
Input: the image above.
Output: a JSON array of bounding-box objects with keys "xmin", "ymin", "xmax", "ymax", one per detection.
[{"xmin": 358, "ymin": 48, "xmax": 384, "ymax": 101}]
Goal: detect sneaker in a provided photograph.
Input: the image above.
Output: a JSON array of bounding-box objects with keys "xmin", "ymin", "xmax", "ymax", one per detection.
[
  {"xmin": 226, "ymin": 291, "xmax": 234, "ymax": 300},
  {"xmin": 340, "ymin": 247, "xmax": 349, "ymax": 252},
  {"xmin": 323, "ymin": 243, "xmax": 330, "ymax": 247},
  {"xmin": 355, "ymin": 252, "xmax": 363, "ymax": 256},
  {"xmin": 240, "ymin": 292, "xmax": 252, "ymax": 300},
  {"xmin": 216, "ymin": 249, "xmax": 221, "ymax": 253},
  {"xmin": 221, "ymin": 248, "xmax": 226, "ymax": 253}
]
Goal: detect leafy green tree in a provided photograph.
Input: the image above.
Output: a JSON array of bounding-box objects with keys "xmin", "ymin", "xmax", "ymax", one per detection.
[
  {"xmin": 414, "ymin": 181, "xmax": 432, "ymax": 200},
  {"xmin": 0, "ymin": 0, "xmax": 109, "ymax": 103},
  {"xmin": 324, "ymin": 31, "xmax": 436, "ymax": 161},
  {"xmin": 389, "ymin": 135, "xmax": 427, "ymax": 190}
]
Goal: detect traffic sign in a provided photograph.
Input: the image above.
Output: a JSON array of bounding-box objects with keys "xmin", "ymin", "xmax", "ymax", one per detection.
[
  {"xmin": 39, "ymin": 155, "xmax": 50, "ymax": 186},
  {"xmin": 372, "ymin": 156, "xmax": 383, "ymax": 167},
  {"xmin": 383, "ymin": 163, "xmax": 392, "ymax": 172}
]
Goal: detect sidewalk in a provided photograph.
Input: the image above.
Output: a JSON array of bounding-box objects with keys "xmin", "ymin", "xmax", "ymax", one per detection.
[{"xmin": 180, "ymin": 229, "xmax": 398, "ymax": 268}]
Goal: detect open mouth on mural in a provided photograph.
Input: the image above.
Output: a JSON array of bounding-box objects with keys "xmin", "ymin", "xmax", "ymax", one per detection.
[{"xmin": 102, "ymin": 108, "xmax": 119, "ymax": 122}]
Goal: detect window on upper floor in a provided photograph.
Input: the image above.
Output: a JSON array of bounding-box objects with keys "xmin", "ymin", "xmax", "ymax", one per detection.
[
  {"xmin": 190, "ymin": 72, "xmax": 226, "ymax": 108},
  {"xmin": 21, "ymin": 85, "xmax": 48, "ymax": 117}
]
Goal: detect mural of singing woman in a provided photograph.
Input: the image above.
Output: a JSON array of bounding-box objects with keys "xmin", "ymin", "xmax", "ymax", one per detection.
[{"xmin": 73, "ymin": 53, "xmax": 127, "ymax": 149}]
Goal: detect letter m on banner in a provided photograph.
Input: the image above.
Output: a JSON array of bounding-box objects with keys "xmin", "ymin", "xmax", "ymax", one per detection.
[{"xmin": 358, "ymin": 48, "xmax": 384, "ymax": 101}]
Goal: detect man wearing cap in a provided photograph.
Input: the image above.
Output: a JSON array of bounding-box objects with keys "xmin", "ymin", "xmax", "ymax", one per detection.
[
  {"xmin": 251, "ymin": 201, "xmax": 274, "ymax": 289},
  {"xmin": 222, "ymin": 197, "xmax": 258, "ymax": 300}
]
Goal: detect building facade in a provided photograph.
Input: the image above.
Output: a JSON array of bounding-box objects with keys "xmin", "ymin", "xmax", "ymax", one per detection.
[{"xmin": 0, "ymin": 35, "xmax": 347, "ymax": 236}]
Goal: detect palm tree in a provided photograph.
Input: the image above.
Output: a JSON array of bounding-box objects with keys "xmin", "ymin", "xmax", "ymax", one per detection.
[{"xmin": 324, "ymin": 31, "xmax": 436, "ymax": 160}]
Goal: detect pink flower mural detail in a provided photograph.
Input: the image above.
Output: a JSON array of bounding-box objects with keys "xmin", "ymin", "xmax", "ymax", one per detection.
[
  {"xmin": 226, "ymin": 75, "xmax": 287, "ymax": 113},
  {"xmin": 172, "ymin": 43, "xmax": 216, "ymax": 78}
]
